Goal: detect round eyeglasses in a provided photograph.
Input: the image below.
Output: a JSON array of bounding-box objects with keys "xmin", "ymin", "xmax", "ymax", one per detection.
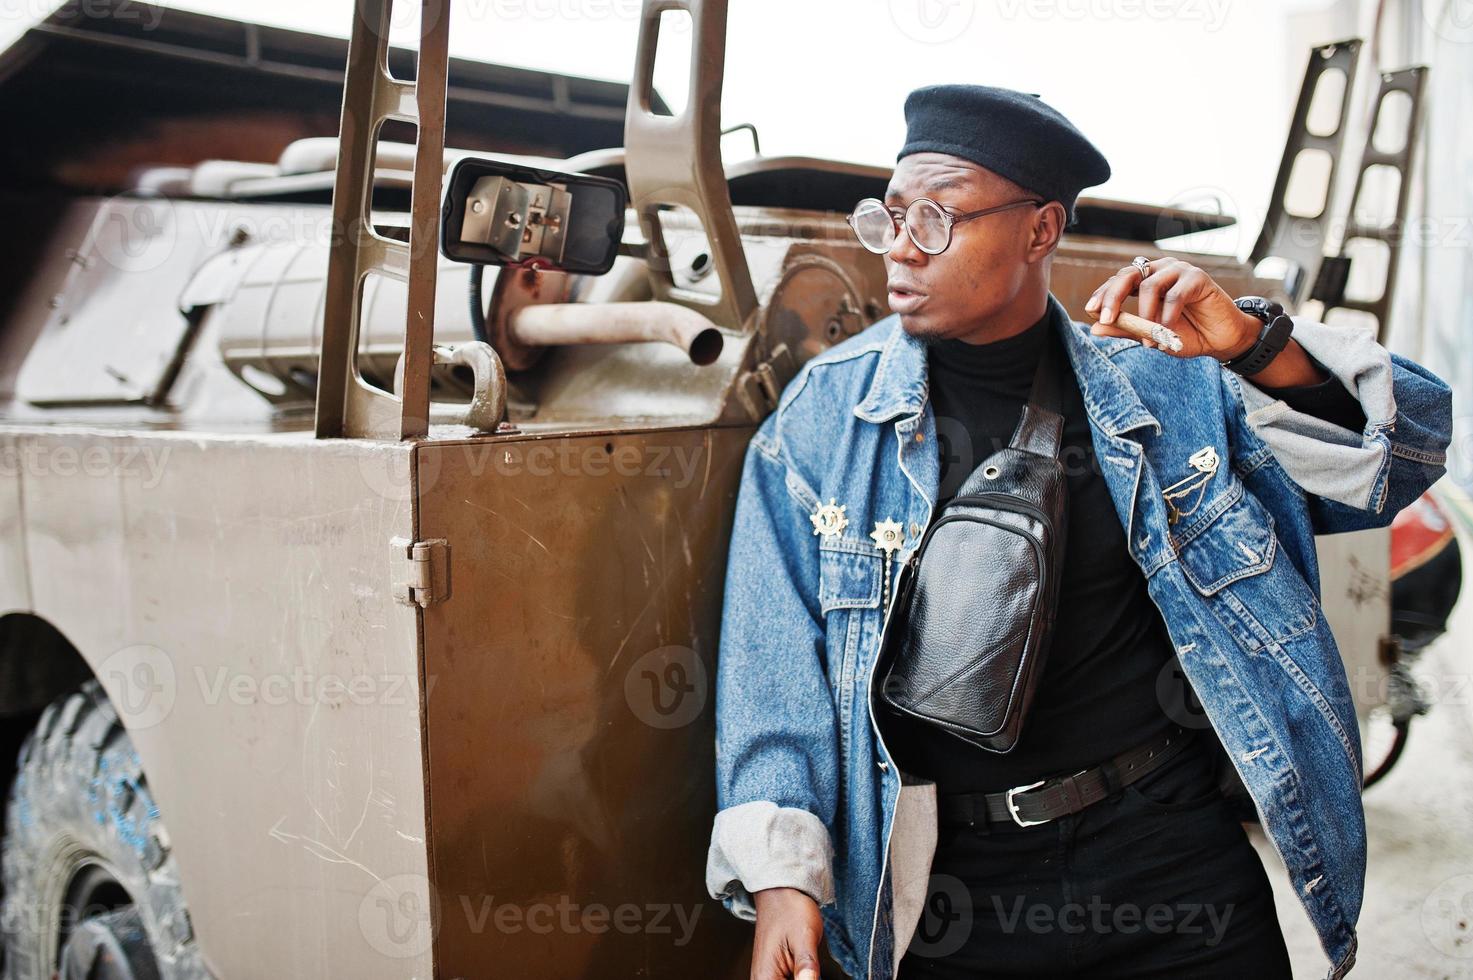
[{"xmin": 845, "ymin": 196, "xmax": 1045, "ymax": 255}]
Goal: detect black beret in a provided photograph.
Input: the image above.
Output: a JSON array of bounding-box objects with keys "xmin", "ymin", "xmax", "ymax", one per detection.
[{"xmin": 898, "ymin": 84, "xmax": 1111, "ymax": 224}]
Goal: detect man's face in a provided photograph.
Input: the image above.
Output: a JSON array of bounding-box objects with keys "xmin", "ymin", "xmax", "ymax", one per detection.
[{"xmin": 882, "ymin": 152, "xmax": 1046, "ymax": 340}]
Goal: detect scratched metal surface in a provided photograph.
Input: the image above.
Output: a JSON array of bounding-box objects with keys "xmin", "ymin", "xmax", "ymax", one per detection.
[
  {"xmin": 11, "ymin": 426, "xmax": 432, "ymax": 979},
  {"xmin": 416, "ymin": 426, "xmax": 753, "ymax": 978},
  {"xmin": 1316, "ymin": 527, "xmax": 1393, "ymax": 717},
  {"xmin": 0, "ymin": 431, "xmax": 30, "ymax": 613}
]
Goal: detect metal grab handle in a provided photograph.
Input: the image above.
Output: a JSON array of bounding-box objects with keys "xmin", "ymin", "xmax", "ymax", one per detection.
[
  {"xmin": 393, "ymin": 341, "xmax": 507, "ymax": 433},
  {"xmin": 624, "ymin": 0, "xmax": 756, "ymax": 332}
]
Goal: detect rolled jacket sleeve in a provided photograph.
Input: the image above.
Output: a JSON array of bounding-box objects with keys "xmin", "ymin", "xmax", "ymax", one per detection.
[
  {"xmin": 706, "ymin": 417, "xmax": 839, "ymax": 921},
  {"xmin": 1254, "ymin": 357, "xmax": 1367, "ymax": 433},
  {"xmin": 1224, "ymin": 315, "xmax": 1452, "ymax": 534}
]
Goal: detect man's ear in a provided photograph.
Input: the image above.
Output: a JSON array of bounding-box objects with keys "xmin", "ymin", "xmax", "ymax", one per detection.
[{"xmin": 1026, "ymin": 201, "xmax": 1067, "ymax": 262}]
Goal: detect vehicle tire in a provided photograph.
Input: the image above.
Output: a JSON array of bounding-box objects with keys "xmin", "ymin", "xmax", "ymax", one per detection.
[{"xmin": 2, "ymin": 680, "xmax": 208, "ymax": 979}]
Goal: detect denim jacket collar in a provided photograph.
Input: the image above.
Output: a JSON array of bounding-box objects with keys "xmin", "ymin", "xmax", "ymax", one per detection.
[{"xmin": 853, "ymin": 292, "xmax": 1162, "ymax": 439}]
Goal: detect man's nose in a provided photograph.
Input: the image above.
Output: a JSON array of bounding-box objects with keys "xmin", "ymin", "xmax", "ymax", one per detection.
[{"xmin": 886, "ymin": 220, "xmax": 926, "ymax": 265}]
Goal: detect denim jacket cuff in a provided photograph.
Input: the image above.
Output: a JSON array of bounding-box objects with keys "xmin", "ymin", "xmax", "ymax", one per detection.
[
  {"xmin": 706, "ymin": 800, "xmax": 837, "ymax": 921},
  {"xmin": 1234, "ymin": 315, "xmax": 1394, "ymax": 510}
]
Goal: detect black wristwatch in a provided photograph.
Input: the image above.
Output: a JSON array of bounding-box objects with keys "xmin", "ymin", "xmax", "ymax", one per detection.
[{"xmin": 1221, "ymin": 296, "xmax": 1294, "ymax": 377}]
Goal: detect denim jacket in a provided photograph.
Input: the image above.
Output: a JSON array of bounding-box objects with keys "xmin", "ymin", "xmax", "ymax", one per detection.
[{"xmin": 706, "ymin": 292, "xmax": 1452, "ymax": 980}]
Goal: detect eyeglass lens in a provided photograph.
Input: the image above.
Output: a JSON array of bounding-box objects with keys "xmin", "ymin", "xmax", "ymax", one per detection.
[{"xmin": 848, "ymin": 198, "xmax": 951, "ymax": 254}]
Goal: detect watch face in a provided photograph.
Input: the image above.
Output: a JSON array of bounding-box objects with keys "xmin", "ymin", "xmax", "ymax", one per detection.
[{"xmin": 1233, "ymin": 295, "xmax": 1273, "ymax": 320}]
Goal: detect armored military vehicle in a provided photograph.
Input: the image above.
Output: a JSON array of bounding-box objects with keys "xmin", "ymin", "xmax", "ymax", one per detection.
[{"xmin": 0, "ymin": 1, "xmax": 1424, "ymax": 976}]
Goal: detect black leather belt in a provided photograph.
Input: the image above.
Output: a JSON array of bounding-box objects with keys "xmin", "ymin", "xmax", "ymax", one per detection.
[{"xmin": 936, "ymin": 723, "xmax": 1199, "ymax": 832}]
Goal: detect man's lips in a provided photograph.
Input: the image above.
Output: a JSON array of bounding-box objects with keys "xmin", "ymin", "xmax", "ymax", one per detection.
[{"xmin": 887, "ymin": 282, "xmax": 927, "ymax": 314}]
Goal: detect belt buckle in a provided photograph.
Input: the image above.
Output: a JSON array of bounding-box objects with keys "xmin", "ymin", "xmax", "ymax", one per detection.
[{"xmin": 1005, "ymin": 779, "xmax": 1049, "ymax": 827}]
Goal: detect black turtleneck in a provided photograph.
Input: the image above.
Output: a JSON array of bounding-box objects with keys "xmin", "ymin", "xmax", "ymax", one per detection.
[
  {"xmin": 875, "ymin": 308, "xmax": 1182, "ymax": 791},
  {"xmin": 874, "ymin": 307, "xmax": 1367, "ymax": 792}
]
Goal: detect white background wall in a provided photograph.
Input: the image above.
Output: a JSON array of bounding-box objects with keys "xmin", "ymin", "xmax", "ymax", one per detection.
[{"xmin": 2, "ymin": 0, "xmax": 1333, "ymax": 239}]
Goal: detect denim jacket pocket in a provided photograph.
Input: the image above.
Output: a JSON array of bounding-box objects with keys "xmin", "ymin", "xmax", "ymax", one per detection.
[
  {"xmin": 1174, "ymin": 486, "xmax": 1275, "ymax": 594},
  {"xmin": 817, "ymin": 537, "xmax": 885, "ymax": 773},
  {"xmin": 1173, "ymin": 483, "xmax": 1319, "ymax": 652},
  {"xmin": 818, "ymin": 537, "xmax": 884, "ymax": 612}
]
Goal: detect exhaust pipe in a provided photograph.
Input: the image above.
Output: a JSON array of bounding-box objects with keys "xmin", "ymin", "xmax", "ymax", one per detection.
[{"xmin": 507, "ymin": 301, "xmax": 724, "ymax": 366}]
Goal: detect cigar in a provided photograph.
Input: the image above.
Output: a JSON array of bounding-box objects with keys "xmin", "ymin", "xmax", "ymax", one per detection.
[{"xmin": 1092, "ymin": 310, "xmax": 1184, "ymax": 353}]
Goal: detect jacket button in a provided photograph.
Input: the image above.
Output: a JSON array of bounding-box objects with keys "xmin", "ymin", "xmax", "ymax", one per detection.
[
  {"xmin": 914, "ymin": 431, "xmax": 924, "ymax": 443},
  {"xmin": 909, "ymin": 522, "xmax": 921, "ymax": 537}
]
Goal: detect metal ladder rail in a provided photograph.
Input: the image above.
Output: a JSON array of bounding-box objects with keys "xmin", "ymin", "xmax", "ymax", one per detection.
[
  {"xmin": 1249, "ymin": 39, "xmax": 1363, "ymax": 307},
  {"xmin": 314, "ymin": 0, "xmax": 451, "ymax": 440},
  {"xmin": 1310, "ymin": 66, "xmax": 1428, "ymax": 344}
]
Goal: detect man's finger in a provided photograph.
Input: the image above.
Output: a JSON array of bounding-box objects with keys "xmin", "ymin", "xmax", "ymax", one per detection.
[
  {"xmin": 1134, "ymin": 268, "xmax": 1182, "ymax": 324},
  {"xmin": 1096, "ymin": 267, "xmax": 1143, "ymax": 325},
  {"xmin": 793, "ymin": 949, "xmax": 821, "ymax": 980},
  {"xmin": 1159, "ymin": 269, "xmax": 1208, "ymax": 327},
  {"xmin": 1089, "ymin": 321, "xmax": 1137, "ymax": 340},
  {"xmin": 1089, "ymin": 321, "xmax": 1166, "ymax": 353}
]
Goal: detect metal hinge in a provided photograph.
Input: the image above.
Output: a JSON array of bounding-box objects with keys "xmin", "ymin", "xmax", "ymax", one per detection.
[
  {"xmin": 391, "ymin": 537, "xmax": 451, "ymax": 608},
  {"xmin": 735, "ymin": 342, "xmax": 796, "ymax": 420}
]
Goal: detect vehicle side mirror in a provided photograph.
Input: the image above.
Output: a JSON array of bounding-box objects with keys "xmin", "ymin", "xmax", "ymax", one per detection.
[{"xmin": 440, "ymin": 157, "xmax": 626, "ymax": 275}]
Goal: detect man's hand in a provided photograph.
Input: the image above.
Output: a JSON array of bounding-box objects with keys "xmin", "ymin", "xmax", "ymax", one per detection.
[
  {"xmin": 752, "ymin": 887, "xmax": 824, "ymax": 980},
  {"xmin": 1084, "ymin": 256, "xmax": 1260, "ymax": 358},
  {"xmin": 1082, "ymin": 257, "xmax": 1327, "ymax": 387}
]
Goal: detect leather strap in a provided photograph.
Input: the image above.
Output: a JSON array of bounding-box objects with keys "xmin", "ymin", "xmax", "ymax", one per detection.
[
  {"xmin": 935, "ymin": 724, "xmax": 1199, "ymax": 831},
  {"xmin": 1008, "ymin": 323, "xmax": 1065, "ymax": 459}
]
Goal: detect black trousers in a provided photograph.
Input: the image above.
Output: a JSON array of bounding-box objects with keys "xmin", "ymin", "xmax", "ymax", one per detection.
[{"xmin": 897, "ymin": 736, "xmax": 1293, "ymax": 979}]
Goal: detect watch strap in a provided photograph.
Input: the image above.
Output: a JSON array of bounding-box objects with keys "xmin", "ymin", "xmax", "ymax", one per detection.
[{"xmin": 1223, "ymin": 298, "xmax": 1293, "ymax": 377}]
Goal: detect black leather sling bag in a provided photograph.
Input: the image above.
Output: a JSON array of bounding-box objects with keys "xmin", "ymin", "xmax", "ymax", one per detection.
[{"xmin": 873, "ymin": 331, "xmax": 1068, "ymax": 754}]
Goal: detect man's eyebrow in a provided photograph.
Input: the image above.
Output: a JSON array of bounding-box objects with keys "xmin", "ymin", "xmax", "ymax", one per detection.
[
  {"xmin": 883, "ymin": 173, "xmax": 973, "ymax": 202},
  {"xmin": 923, "ymin": 173, "xmax": 972, "ymax": 192}
]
